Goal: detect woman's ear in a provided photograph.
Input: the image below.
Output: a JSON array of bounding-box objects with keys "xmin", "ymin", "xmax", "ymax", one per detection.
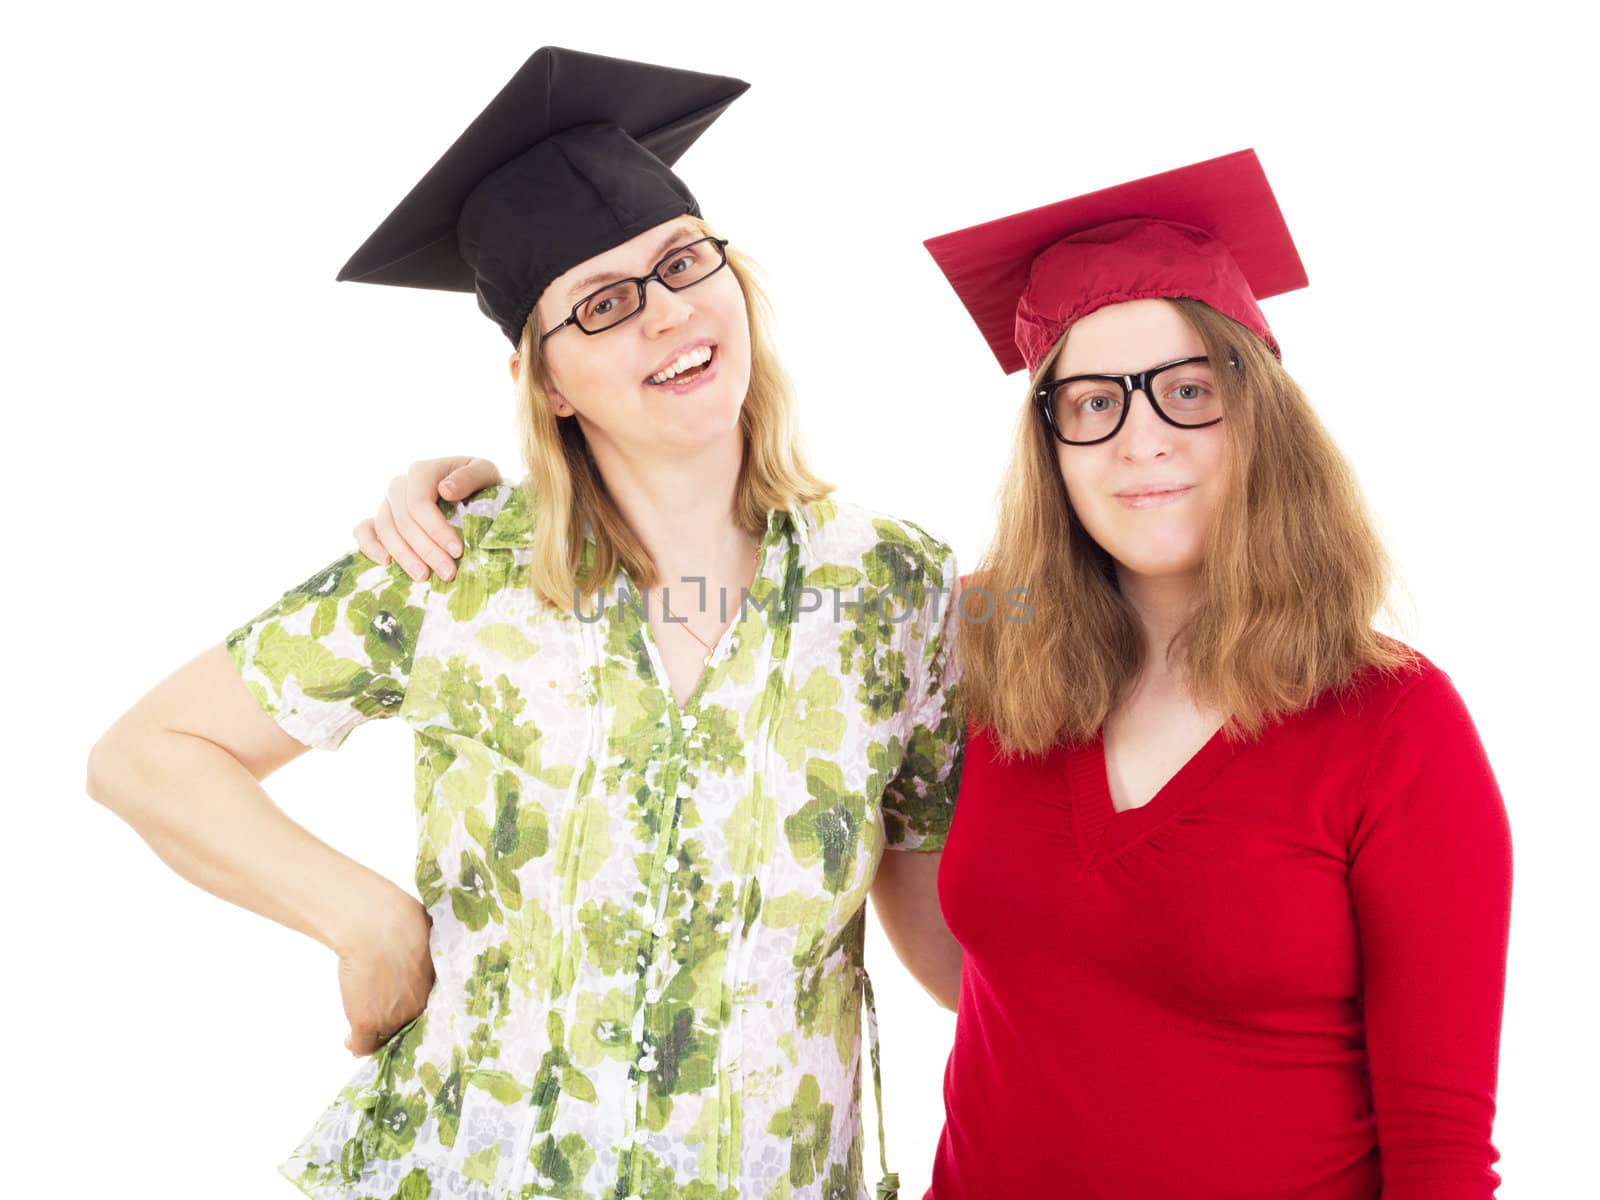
[{"xmin": 514, "ymin": 350, "xmax": 576, "ymax": 418}]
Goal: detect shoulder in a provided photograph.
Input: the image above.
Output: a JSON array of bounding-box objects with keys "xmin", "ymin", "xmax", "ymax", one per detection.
[
  {"xmin": 440, "ymin": 480, "xmax": 536, "ymax": 551},
  {"xmin": 1339, "ymin": 644, "xmax": 1507, "ymax": 856},
  {"xmin": 799, "ymin": 496, "xmax": 958, "ymax": 584},
  {"xmin": 1308, "ymin": 639, "xmax": 1479, "ymax": 749}
]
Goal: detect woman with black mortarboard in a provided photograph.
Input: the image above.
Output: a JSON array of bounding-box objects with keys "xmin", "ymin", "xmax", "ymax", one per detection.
[{"xmin": 88, "ymin": 47, "xmax": 963, "ymax": 1200}]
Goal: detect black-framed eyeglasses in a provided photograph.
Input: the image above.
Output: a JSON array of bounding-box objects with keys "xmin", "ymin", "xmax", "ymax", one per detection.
[
  {"xmin": 1036, "ymin": 355, "xmax": 1224, "ymax": 446},
  {"xmin": 539, "ymin": 237, "xmax": 731, "ymax": 345}
]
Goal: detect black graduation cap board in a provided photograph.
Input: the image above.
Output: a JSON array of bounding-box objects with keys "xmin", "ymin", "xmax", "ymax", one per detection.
[{"xmin": 337, "ymin": 47, "xmax": 749, "ymax": 345}]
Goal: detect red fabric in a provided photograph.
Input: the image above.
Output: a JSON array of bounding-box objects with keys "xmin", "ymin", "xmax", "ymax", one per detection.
[
  {"xmin": 928, "ymin": 654, "xmax": 1512, "ymax": 1199},
  {"xmin": 921, "ymin": 148, "xmax": 1307, "ymax": 375},
  {"xmin": 1014, "ymin": 217, "xmax": 1278, "ymax": 371}
]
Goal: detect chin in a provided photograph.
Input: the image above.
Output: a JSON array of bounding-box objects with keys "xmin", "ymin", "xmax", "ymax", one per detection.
[
  {"xmin": 1092, "ymin": 528, "xmax": 1202, "ymax": 578},
  {"xmin": 664, "ymin": 401, "xmax": 746, "ymax": 451},
  {"xmin": 708, "ymin": 375, "xmax": 751, "ymax": 428},
  {"xmin": 1114, "ymin": 545, "xmax": 1208, "ymax": 581}
]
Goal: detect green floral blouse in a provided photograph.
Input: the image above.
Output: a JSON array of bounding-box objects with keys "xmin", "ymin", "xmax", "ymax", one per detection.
[{"xmin": 226, "ymin": 482, "xmax": 964, "ymax": 1200}]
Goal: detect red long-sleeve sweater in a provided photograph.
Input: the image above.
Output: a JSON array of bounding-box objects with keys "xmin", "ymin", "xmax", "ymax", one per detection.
[{"xmin": 929, "ymin": 653, "xmax": 1512, "ymax": 1199}]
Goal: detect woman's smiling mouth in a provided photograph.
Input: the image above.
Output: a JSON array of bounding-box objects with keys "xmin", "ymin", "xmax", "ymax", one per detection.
[
  {"xmin": 646, "ymin": 341, "xmax": 717, "ymax": 387},
  {"xmin": 1113, "ymin": 484, "xmax": 1195, "ymax": 509}
]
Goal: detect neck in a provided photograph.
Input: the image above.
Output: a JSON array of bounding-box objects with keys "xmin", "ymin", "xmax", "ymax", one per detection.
[
  {"xmin": 582, "ymin": 424, "xmax": 755, "ymax": 587},
  {"xmin": 1115, "ymin": 566, "xmax": 1200, "ymax": 682}
]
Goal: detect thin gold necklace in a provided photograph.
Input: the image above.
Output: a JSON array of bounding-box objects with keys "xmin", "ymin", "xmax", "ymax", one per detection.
[{"xmin": 671, "ymin": 536, "xmax": 762, "ymax": 667}]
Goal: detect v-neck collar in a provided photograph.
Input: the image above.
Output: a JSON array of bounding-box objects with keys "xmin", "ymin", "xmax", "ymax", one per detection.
[
  {"xmin": 1066, "ymin": 725, "xmax": 1240, "ymax": 868},
  {"xmin": 617, "ymin": 506, "xmax": 797, "ymax": 716}
]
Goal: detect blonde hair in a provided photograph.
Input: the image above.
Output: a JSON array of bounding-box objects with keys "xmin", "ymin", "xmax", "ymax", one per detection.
[
  {"xmin": 963, "ymin": 298, "xmax": 1411, "ymax": 757},
  {"xmin": 511, "ymin": 216, "xmax": 832, "ymax": 610}
]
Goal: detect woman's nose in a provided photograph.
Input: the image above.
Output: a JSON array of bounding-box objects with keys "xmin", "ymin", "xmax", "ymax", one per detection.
[
  {"xmin": 1117, "ymin": 389, "xmax": 1173, "ymax": 461},
  {"xmin": 641, "ymin": 278, "xmax": 694, "ymax": 333}
]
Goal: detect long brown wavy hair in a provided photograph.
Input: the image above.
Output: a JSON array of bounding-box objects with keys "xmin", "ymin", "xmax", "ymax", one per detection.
[
  {"xmin": 511, "ymin": 215, "xmax": 832, "ymax": 611},
  {"xmin": 963, "ymin": 297, "xmax": 1411, "ymax": 758}
]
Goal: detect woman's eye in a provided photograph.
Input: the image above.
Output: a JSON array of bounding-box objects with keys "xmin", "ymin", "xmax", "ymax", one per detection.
[
  {"xmin": 1166, "ymin": 382, "xmax": 1211, "ymax": 403},
  {"xmin": 588, "ymin": 297, "xmax": 615, "ymax": 317},
  {"xmin": 663, "ymin": 253, "xmax": 694, "ymax": 276},
  {"xmin": 1082, "ymin": 394, "xmax": 1118, "ymax": 413}
]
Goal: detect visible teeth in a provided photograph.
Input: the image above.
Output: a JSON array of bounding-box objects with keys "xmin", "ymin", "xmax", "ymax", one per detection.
[{"xmin": 648, "ymin": 345, "xmax": 713, "ymax": 384}]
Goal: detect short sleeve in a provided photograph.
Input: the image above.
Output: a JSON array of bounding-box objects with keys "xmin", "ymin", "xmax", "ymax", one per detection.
[
  {"xmin": 881, "ymin": 549, "xmax": 965, "ymax": 853},
  {"xmin": 225, "ymin": 550, "xmax": 429, "ymax": 751}
]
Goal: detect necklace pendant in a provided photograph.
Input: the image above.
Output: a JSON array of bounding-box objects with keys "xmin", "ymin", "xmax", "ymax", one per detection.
[{"xmin": 703, "ymin": 654, "xmax": 712, "ymax": 667}]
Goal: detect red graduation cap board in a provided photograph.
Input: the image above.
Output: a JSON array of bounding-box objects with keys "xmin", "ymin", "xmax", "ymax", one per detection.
[{"xmin": 922, "ymin": 149, "xmax": 1308, "ymax": 375}]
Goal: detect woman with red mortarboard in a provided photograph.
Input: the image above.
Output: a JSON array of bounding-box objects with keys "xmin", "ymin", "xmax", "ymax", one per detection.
[
  {"xmin": 380, "ymin": 149, "xmax": 1512, "ymax": 1198},
  {"xmin": 914, "ymin": 150, "xmax": 1511, "ymax": 1199}
]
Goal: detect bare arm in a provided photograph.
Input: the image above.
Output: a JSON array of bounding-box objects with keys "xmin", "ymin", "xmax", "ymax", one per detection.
[
  {"xmin": 86, "ymin": 643, "xmax": 433, "ymax": 1055},
  {"xmin": 871, "ymin": 849, "xmax": 962, "ymax": 1011},
  {"xmin": 870, "ymin": 545, "xmax": 966, "ymax": 1012}
]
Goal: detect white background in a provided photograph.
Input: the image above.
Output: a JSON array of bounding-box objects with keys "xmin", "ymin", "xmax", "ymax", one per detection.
[{"xmin": 5, "ymin": 1, "xmax": 1594, "ymax": 1196}]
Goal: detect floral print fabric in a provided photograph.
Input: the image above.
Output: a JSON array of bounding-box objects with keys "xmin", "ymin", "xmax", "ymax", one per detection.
[{"xmin": 225, "ymin": 482, "xmax": 963, "ymax": 1200}]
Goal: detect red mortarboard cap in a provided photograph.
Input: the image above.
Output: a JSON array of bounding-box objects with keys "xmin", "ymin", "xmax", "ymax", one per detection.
[{"xmin": 922, "ymin": 149, "xmax": 1307, "ymax": 374}]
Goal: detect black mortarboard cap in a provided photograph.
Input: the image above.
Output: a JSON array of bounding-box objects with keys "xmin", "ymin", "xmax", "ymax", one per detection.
[{"xmin": 336, "ymin": 46, "xmax": 749, "ymax": 345}]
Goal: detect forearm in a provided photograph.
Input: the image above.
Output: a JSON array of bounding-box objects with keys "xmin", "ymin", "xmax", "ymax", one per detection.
[{"xmin": 87, "ymin": 726, "xmax": 397, "ymax": 956}]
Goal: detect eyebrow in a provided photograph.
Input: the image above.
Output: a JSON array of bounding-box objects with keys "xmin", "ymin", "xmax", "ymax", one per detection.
[{"xmin": 564, "ymin": 226, "xmax": 702, "ymax": 301}]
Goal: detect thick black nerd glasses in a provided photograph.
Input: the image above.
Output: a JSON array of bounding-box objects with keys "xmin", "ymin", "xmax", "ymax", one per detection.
[
  {"xmin": 1036, "ymin": 355, "xmax": 1225, "ymax": 446},
  {"xmin": 539, "ymin": 237, "xmax": 731, "ymax": 345}
]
